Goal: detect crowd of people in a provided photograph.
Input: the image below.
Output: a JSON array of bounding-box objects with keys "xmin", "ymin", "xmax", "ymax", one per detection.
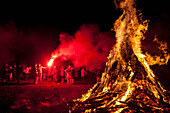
[
  {"xmin": 0, "ymin": 63, "xmax": 31, "ymax": 84},
  {"xmin": 0, "ymin": 63, "xmax": 102, "ymax": 84}
]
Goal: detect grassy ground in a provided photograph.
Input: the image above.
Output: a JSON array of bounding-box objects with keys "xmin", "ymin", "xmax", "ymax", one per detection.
[
  {"xmin": 0, "ymin": 79, "xmax": 169, "ymax": 113},
  {"xmin": 0, "ymin": 80, "xmax": 93, "ymax": 113}
]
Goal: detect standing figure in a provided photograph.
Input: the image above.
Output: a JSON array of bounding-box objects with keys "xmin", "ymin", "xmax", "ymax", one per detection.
[
  {"xmin": 60, "ymin": 66, "xmax": 65, "ymax": 83},
  {"xmin": 5, "ymin": 64, "xmax": 9, "ymax": 83},
  {"xmin": 16, "ymin": 64, "xmax": 22, "ymax": 84},
  {"xmin": 53, "ymin": 66, "xmax": 57, "ymax": 82},
  {"xmin": 12, "ymin": 64, "xmax": 16, "ymax": 81},
  {"xmin": 9, "ymin": 65, "xmax": 13, "ymax": 81},
  {"xmin": 65, "ymin": 65, "xmax": 73, "ymax": 84},
  {"xmin": 70, "ymin": 66, "xmax": 75, "ymax": 84},
  {"xmin": 39, "ymin": 64, "xmax": 43, "ymax": 82},
  {"xmin": 35, "ymin": 63, "xmax": 39, "ymax": 84},
  {"xmin": 26, "ymin": 66, "xmax": 31, "ymax": 79},
  {"xmin": 81, "ymin": 67, "xmax": 86, "ymax": 83},
  {"xmin": 42, "ymin": 68, "xmax": 46, "ymax": 80},
  {"xmin": 22, "ymin": 65, "xmax": 26, "ymax": 80},
  {"xmin": 46, "ymin": 67, "xmax": 51, "ymax": 81}
]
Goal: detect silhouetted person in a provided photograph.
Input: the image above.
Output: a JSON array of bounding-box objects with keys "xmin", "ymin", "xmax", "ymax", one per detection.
[
  {"xmin": 65, "ymin": 65, "xmax": 73, "ymax": 84},
  {"xmin": 53, "ymin": 66, "xmax": 57, "ymax": 82},
  {"xmin": 70, "ymin": 66, "xmax": 74, "ymax": 84},
  {"xmin": 38, "ymin": 64, "xmax": 43, "ymax": 82},
  {"xmin": 81, "ymin": 67, "xmax": 86, "ymax": 83},
  {"xmin": 22, "ymin": 65, "xmax": 26, "ymax": 80},
  {"xmin": 35, "ymin": 63, "xmax": 40, "ymax": 84},
  {"xmin": 5, "ymin": 64, "xmax": 9, "ymax": 83},
  {"xmin": 12, "ymin": 64, "xmax": 16, "ymax": 81},
  {"xmin": 9, "ymin": 65, "xmax": 13, "ymax": 81},
  {"xmin": 60, "ymin": 66, "xmax": 65, "ymax": 83},
  {"xmin": 16, "ymin": 64, "xmax": 22, "ymax": 84},
  {"xmin": 24, "ymin": 66, "xmax": 31, "ymax": 80}
]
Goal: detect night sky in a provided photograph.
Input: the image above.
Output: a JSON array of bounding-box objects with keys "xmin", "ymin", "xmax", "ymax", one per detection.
[
  {"xmin": 0, "ymin": 0, "xmax": 169, "ymax": 78},
  {"xmin": 0, "ymin": 0, "xmax": 169, "ymax": 32},
  {"xmin": 0, "ymin": 1, "xmax": 115, "ymax": 32}
]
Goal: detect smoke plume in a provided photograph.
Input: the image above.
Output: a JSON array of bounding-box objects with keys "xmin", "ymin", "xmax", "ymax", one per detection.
[{"xmin": 51, "ymin": 24, "xmax": 115, "ymax": 71}]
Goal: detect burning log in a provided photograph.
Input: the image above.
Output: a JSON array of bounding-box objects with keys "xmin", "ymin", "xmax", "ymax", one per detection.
[{"xmin": 71, "ymin": 0, "xmax": 170, "ymax": 112}]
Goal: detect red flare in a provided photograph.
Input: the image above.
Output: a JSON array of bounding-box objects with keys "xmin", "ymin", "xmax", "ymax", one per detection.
[{"xmin": 47, "ymin": 58, "xmax": 54, "ymax": 67}]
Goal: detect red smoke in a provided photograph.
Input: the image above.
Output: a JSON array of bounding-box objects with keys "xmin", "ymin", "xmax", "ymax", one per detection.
[{"xmin": 50, "ymin": 24, "xmax": 115, "ymax": 71}]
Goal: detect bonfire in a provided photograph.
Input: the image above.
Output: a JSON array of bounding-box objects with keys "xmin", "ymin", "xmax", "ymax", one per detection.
[{"xmin": 71, "ymin": 0, "xmax": 170, "ymax": 112}]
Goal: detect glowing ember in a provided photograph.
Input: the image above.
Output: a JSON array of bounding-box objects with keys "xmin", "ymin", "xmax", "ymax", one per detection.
[{"xmin": 71, "ymin": 0, "xmax": 170, "ymax": 112}]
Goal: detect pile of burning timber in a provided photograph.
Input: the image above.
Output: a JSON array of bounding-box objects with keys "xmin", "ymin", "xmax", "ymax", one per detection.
[{"xmin": 71, "ymin": 0, "xmax": 170, "ymax": 112}]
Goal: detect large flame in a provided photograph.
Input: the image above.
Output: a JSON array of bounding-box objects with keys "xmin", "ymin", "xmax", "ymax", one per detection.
[{"xmin": 71, "ymin": 0, "xmax": 170, "ymax": 112}]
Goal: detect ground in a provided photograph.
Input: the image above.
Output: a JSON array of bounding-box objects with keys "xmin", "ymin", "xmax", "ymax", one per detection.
[
  {"xmin": 0, "ymin": 80, "xmax": 93, "ymax": 113},
  {"xmin": 0, "ymin": 79, "xmax": 169, "ymax": 113}
]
